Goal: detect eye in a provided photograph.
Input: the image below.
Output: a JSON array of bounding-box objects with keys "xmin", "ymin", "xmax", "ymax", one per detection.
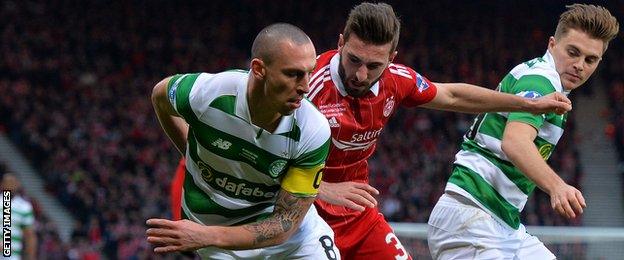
[
  {"xmin": 585, "ymin": 57, "xmax": 598, "ymax": 65},
  {"xmin": 285, "ymin": 71, "xmax": 306, "ymax": 79},
  {"xmin": 567, "ymin": 49, "xmax": 579, "ymax": 57},
  {"xmin": 349, "ymin": 57, "xmax": 361, "ymax": 64},
  {"xmin": 367, "ymin": 64, "xmax": 381, "ymax": 70}
]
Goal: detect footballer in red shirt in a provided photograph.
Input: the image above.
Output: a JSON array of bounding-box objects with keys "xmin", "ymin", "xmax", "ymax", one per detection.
[
  {"xmin": 310, "ymin": 48, "xmax": 434, "ymax": 259},
  {"xmin": 310, "ymin": 3, "xmax": 571, "ymax": 259}
]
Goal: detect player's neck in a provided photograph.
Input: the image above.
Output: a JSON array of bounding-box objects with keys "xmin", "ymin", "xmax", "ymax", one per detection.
[{"xmin": 247, "ymin": 81, "xmax": 281, "ymax": 133}]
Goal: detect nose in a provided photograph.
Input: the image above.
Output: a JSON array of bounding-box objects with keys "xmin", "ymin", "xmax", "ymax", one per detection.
[
  {"xmin": 572, "ymin": 57, "xmax": 584, "ymax": 72},
  {"xmin": 297, "ymin": 74, "xmax": 311, "ymax": 94},
  {"xmin": 356, "ymin": 65, "xmax": 367, "ymax": 82}
]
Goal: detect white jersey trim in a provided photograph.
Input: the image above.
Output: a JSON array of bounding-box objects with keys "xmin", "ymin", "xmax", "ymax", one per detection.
[
  {"xmin": 445, "ymin": 182, "xmax": 516, "ymax": 229},
  {"xmin": 182, "ymin": 192, "xmax": 273, "ymax": 226},
  {"xmin": 454, "ymin": 150, "xmax": 528, "ymax": 210},
  {"xmin": 496, "ymin": 112, "xmax": 563, "ymax": 144}
]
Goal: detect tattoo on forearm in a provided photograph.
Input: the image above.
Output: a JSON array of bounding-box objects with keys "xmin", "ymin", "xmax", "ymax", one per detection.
[{"xmin": 243, "ymin": 191, "xmax": 312, "ymax": 245}]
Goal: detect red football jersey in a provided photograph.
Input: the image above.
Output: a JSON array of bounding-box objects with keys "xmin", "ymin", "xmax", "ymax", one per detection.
[{"xmin": 310, "ymin": 50, "xmax": 437, "ymax": 223}]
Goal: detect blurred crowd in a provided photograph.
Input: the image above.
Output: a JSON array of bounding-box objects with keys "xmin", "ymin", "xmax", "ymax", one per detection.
[
  {"xmin": 0, "ymin": 0, "xmax": 621, "ymax": 259},
  {"xmin": 603, "ymin": 43, "xmax": 624, "ymax": 188}
]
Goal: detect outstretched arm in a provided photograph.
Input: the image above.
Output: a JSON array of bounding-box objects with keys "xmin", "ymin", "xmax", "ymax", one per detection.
[
  {"xmin": 502, "ymin": 121, "xmax": 585, "ymax": 219},
  {"xmin": 146, "ymin": 188, "xmax": 314, "ymax": 252},
  {"xmin": 151, "ymin": 77, "xmax": 189, "ymax": 154},
  {"xmin": 421, "ymin": 83, "xmax": 571, "ymax": 114}
]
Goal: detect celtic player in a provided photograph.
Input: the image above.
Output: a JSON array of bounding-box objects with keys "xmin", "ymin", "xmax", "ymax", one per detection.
[
  {"xmin": 147, "ymin": 23, "xmax": 339, "ymax": 259},
  {"xmin": 428, "ymin": 4, "xmax": 619, "ymax": 259},
  {"xmin": 2, "ymin": 173, "xmax": 37, "ymax": 260}
]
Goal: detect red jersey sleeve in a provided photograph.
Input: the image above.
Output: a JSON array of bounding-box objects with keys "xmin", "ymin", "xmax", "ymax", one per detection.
[{"xmin": 399, "ymin": 66, "xmax": 437, "ymax": 107}]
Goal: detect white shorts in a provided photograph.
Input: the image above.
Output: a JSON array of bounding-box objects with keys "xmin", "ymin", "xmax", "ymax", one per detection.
[
  {"xmin": 197, "ymin": 206, "xmax": 340, "ymax": 259},
  {"xmin": 427, "ymin": 193, "xmax": 555, "ymax": 260}
]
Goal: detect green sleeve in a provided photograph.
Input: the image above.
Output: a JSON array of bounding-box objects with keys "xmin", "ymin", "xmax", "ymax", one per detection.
[
  {"xmin": 507, "ymin": 75, "xmax": 557, "ymax": 130},
  {"xmin": 167, "ymin": 73, "xmax": 202, "ymax": 123},
  {"xmin": 293, "ymin": 139, "xmax": 330, "ymax": 168}
]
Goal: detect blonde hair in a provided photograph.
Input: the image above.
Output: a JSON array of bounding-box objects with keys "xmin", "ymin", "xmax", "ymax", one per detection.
[{"xmin": 555, "ymin": 4, "xmax": 619, "ymax": 49}]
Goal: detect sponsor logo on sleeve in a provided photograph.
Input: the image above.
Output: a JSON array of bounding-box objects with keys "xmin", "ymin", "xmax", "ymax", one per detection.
[
  {"xmin": 416, "ymin": 73, "xmax": 429, "ymax": 93},
  {"xmin": 517, "ymin": 91, "xmax": 542, "ymax": 99},
  {"xmin": 538, "ymin": 144, "xmax": 553, "ymax": 160}
]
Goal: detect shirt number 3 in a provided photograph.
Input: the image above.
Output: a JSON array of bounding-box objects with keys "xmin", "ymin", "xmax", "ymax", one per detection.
[{"xmin": 385, "ymin": 232, "xmax": 408, "ymax": 260}]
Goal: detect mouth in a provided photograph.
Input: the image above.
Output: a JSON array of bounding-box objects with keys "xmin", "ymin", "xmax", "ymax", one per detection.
[
  {"xmin": 565, "ymin": 72, "xmax": 582, "ymax": 81},
  {"xmin": 350, "ymin": 80, "xmax": 368, "ymax": 88},
  {"xmin": 346, "ymin": 80, "xmax": 371, "ymax": 94},
  {"xmin": 287, "ymin": 97, "xmax": 303, "ymax": 109}
]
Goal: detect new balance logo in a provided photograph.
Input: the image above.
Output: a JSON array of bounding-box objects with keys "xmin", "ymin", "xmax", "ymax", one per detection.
[
  {"xmin": 212, "ymin": 138, "xmax": 232, "ymax": 150},
  {"xmin": 328, "ymin": 117, "xmax": 340, "ymax": 128}
]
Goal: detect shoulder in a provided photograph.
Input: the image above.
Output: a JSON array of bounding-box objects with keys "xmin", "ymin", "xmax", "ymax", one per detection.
[
  {"xmin": 315, "ymin": 50, "xmax": 338, "ymax": 69},
  {"xmin": 308, "ymin": 51, "xmax": 337, "ymax": 101},
  {"xmin": 383, "ymin": 63, "xmax": 438, "ymax": 98},
  {"xmin": 195, "ymin": 70, "xmax": 246, "ymax": 94},
  {"xmin": 384, "ymin": 63, "xmax": 418, "ymax": 86},
  {"xmin": 187, "ymin": 70, "xmax": 247, "ymax": 102},
  {"xmin": 295, "ymin": 99, "xmax": 330, "ymax": 140},
  {"xmin": 509, "ymin": 58, "xmax": 562, "ymax": 93}
]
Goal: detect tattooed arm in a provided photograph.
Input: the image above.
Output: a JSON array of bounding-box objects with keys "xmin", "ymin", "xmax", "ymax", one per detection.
[
  {"xmin": 242, "ymin": 189, "xmax": 313, "ymax": 247},
  {"xmin": 145, "ymin": 188, "xmax": 314, "ymax": 253}
]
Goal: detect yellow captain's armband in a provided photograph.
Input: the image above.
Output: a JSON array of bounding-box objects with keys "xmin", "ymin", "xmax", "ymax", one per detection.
[{"xmin": 281, "ymin": 164, "xmax": 324, "ymax": 197}]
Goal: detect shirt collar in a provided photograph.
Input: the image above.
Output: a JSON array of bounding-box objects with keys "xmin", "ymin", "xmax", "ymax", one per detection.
[
  {"xmin": 235, "ymin": 72, "xmax": 252, "ymax": 121},
  {"xmin": 543, "ymin": 50, "xmax": 570, "ymax": 95}
]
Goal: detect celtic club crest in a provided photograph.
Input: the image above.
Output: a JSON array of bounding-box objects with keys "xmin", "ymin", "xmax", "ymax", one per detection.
[{"xmin": 268, "ymin": 160, "xmax": 287, "ymax": 178}]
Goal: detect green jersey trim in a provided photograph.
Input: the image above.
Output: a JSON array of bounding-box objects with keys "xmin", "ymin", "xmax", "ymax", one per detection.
[{"xmin": 449, "ymin": 164, "xmax": 521, "ymax": 229}]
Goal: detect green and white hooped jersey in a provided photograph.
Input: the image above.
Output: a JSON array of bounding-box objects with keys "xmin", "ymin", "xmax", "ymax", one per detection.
[
  {"xmin": 446, "ymin": 51, "xmax": 568, "ymax": 229},
  {"xmin": 9, "ymin": 196, "xmax": 34, "ymax": 258},
  {"xmin": 167, "ymin": 71, "xmax": 330, "ymax": 226}
]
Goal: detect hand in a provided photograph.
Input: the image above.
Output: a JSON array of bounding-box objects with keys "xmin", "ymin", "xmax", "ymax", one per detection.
[
  {"xmin": 548, "ymin": 183, "xmax": 586, "ymax": 219},
  {"xmin": 317, "ymin": 181, "xmax": 379, "ymax": 211},
  {"xmin": 146, "ymin": 218, "xmax": 211, "ymax": 253},
  {"xmin": 528, "ymin": 92, "xmax": 572, "ymax": 115}
]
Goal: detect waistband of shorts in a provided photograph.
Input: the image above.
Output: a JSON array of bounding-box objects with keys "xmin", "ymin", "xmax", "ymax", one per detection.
[{"xmin": 438, "ymin": 191, "xmax": 482, "ymax": 209}]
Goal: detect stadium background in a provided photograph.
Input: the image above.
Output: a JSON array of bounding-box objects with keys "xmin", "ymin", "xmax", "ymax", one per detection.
[{"xmin": 0, "ymin": 0, "xmax": 622, "ymax": 259}]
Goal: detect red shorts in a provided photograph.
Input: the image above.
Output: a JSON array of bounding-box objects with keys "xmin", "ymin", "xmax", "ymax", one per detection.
[
  {"xmin": 170, "ymin": 158, "xmax": 186, "ymax": 220},
  {"xmin": 315, "ymin": 200, "xmax": 412, "ymax": 259}
]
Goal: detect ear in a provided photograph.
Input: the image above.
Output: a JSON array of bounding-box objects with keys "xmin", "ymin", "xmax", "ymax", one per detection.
[
  {"xmin": 250, "ymin": 58, "xmax": 266, "ymax": 79},
  {"xmin": 337, "ymin": 34, "xmax": 345, "ymax": 51},
  {"xmin": 389, "ymin": 51, "xmax": 398, "ymax": 63},
  {"xmin": 547, "ymin": 36, "xmax": 556, "ymax": 51}
]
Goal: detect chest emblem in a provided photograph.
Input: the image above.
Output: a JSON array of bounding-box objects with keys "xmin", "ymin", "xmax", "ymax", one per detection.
[
  {"xmin": 383, "ymin": 96, "xmax": 395, "ymax": 117},
  {"xmin": 268, "ymin": 160, "xmax": 288, "ymax": 178}
]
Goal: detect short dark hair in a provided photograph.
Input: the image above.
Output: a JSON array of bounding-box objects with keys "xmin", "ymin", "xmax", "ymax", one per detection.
[
  {"xmin": 343, "ymin": 2, "xmax": 401, "ymax": 52},
  {"xmin": 251, "ymin": 23, "xmax": 312, "ymax": 65},
  {"xmin": 555, "ymin": 4, "xmax": 619, "ymax": 50}
]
